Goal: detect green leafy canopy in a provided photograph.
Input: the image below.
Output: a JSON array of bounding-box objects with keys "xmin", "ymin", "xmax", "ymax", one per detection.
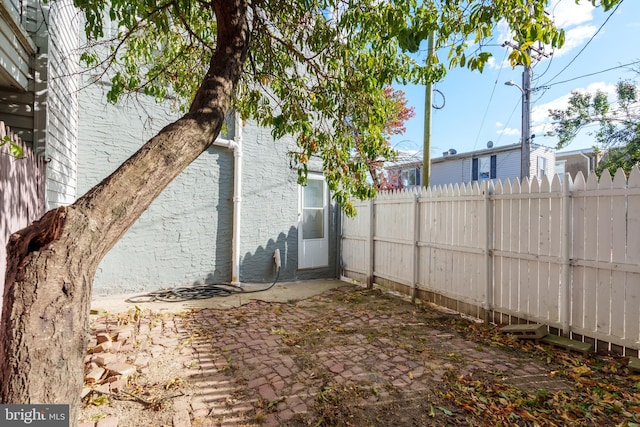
[
  {"xmin": 70, "ymin": 0, "xmax": 612, "ymax": 213},
  {"xmin": 1, "ymin": 135, "xmax": 24, "ymax": 159},
  {"xmin": 548, "ymin": 79, "xmax": 639, "ymax": 177}
]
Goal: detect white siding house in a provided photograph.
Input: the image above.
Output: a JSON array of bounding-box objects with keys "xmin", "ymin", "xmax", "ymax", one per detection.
[
  {"xmin": 430, "ymin": 143, "xmax": 555, "ymax": 186},
  {"xmin": 384, "ymin": 144, "xmax": 556, "ymax": 188}
]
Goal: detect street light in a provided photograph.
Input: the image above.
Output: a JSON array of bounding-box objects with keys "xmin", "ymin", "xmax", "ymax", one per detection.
[
  {"xmin": 505, "ymin": 75, "xmax": 531, "ymax": 181},
  {"xmin": 504, "ymin": 80, "xmax": 523, "ymax": 93}
]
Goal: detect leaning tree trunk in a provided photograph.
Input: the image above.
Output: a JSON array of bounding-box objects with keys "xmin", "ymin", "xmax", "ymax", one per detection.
[{"xmin": 0, "ymin": 1, "xmax": 249, "ymax": 424}]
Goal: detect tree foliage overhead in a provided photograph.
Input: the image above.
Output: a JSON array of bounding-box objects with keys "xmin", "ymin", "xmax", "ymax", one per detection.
[
  {"xmin": 548, "ymin": 78, "xmax": 640, "ymax": 177},
  {"xmin": 73, "ymin": 0, "xmax": 606, "ymax": 212}
]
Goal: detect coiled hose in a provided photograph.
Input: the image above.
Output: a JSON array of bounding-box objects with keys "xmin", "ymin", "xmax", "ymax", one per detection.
[{"xmin": 125, "ymin": 249, "xmax": 281, "ymax": 303}]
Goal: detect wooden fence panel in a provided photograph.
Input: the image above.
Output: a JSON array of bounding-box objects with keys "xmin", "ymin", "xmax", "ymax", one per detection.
[
  {"xmin": 0, "ymin": 122, "xmax": 46, "ymax": 295},
  {"xmin": 582, "ymin": 173, "xmax": 600, "ymax": 332},
  {"xmin": 417, "ymin": 187, "xmax": 431, "ymax": 291},
  {"xmin": 525, "ymin": 178, "xmax": 537, "ymax": 317},
  {"xmin": 492, "ymin": 179, "xmax": 505, "ymax": 317},
  {"xmin": 547, "ymin": 175, "xmax": 563, "ymax": 324},
  {"xmin": 626, "ymin": 168, "xmax": 640, "ymax": 345},
  {"xmin": 340, "ymin": 165, "xmax": 640, "ymax": 353},
  {"xmin": 340, "ymin": 201, "xmax": 370, "ymax": 279},
  {"xmin": 509, "ymin": 179, "xmax": 521, "ymax": 315},
  {"xmin": 468, "ymin": 182, "xmax": 486, "ymax": 304},
  {"xmin": 373, "ymin": 191, "xmax": 415, "ymax": 286},
  {"xmin": 609, "ymin": 170, "xmax": 627, "ymax": 345},
  {"xmin": 571, "ymin": 172, "xmax": 587, "ymax": 332},
  {"xmin": 595, "ymin": 171, "xmax": 614, "ymax": 346}
]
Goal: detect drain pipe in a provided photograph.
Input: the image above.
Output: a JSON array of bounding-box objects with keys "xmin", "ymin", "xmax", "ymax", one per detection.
[
  {"xmin": 212, "ymin": 112, "xmax": 243, "ymax": 286},
  {"xmin": 578, "ymin": 151, "xmax": 591, "ymax": 176}
]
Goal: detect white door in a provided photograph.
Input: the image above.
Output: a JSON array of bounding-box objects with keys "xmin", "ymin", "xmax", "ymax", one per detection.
[{"xmin": 298, "ymin": 174, "xmax": 329, "ymax": 269}]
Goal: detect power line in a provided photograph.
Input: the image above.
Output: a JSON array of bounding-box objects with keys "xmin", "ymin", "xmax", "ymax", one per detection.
[
  {"xmin": 471, "ymin": 49, "xmax": 509, "ymax": 152},
  {"xmin": 532, "ymin": 48, "xmax": 554, "ymax": 83},
  {"xmin": 541, "ymin": 0, "xmax": 624, "ymax": 87},
  {"xmin": 493, "ymin": 97, "xmax": 521, "ymax": 149},
  {"xmin": 538, "ymin": 60, "xmax": 640, "ymax": 89}
]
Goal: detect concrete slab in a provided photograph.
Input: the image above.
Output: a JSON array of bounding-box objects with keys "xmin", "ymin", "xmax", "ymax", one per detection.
[{"xmin": 90, "ymin": 278, "xmax": 348, "ymax": 314}]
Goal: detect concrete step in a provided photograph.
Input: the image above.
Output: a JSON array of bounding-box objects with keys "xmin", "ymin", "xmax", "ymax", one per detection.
[
  {"xmin": 500, "ymin": 323, "xmax": 548, "ymax": 340},
  {"xmin": 628, "ymin": 357, "xmax": 640, "ymax": 373},
  {"xmin": 540, "ymin": 335, "xmax": 593, "ymax": 356}
]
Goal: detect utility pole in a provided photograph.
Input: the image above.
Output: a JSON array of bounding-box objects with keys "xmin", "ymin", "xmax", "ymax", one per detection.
[
  {"xmin": 521, "ymin": 63, "xmax": 532, "ymax": 181},
  {"xmin": 504, "ymin": 59, "xmax": 532, "ymax": 181},
  {"xmin": 504, "ymin": 39, "xmax": 548, "ymax": 180},
  {"xmin": 422, "ymin": 31, "xmax": 435, "ymax": 188},
  {"xmin": 504, "ymin": 1, "xmax": 548, "ymax": 181}
]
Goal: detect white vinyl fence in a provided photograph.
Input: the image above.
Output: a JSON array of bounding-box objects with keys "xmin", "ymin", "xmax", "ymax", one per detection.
[{"xmin": 341, "ymin": 167, "xmax": 640, "ymax": 356}]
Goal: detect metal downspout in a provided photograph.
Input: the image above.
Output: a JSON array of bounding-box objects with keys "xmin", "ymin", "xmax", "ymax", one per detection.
[
  {"xmin": 212, "ymin": 112, "xmax": 243, "ymax": 285},
  {"xmin": 578, "ymin": 152, "xmax": 591, "ymax": 176}
]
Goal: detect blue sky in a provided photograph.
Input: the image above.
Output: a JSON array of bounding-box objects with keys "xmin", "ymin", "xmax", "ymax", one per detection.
[{"xmin": 390, "ymin": 0, "xmax": 640, "ymax": 158}]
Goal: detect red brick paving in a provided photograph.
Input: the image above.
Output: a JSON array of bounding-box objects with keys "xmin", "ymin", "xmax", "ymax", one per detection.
[{"xmin": 82, "ymin": 284, "xmax": 573, "ymax": 426}]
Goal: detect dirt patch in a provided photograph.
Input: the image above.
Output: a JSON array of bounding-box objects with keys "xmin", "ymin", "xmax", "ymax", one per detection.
[{"xmin": 79, "ymin": 285, "xmax": 640, "ymax": 426}]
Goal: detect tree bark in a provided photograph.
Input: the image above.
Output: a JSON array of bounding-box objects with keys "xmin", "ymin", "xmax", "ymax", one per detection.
[{"xmin": 0, "ymin": 1, "xmax": 249, "ymax": 424}]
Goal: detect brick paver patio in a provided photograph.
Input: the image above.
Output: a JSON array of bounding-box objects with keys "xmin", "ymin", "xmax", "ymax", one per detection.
[{"xmin": 81, "ymin": 284, "xmax": 576, "ymax": 426}]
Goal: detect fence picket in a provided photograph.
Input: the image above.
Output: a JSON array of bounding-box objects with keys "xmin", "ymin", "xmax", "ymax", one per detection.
[
  {"xmin": 492, "ymin": 180, "xmax": 503, "ymax": 317},
  {"xmin": 596, "ymin": 171, "xmax": 613, "ymax": 343},
  {"xmin": 1, "ymin": 122, "xmax": 46, "ymax": 292},
  {"xmin": 538, "ymin": 177, "xmax": 551, "ymax": 321},
  {"xmin": 582, "ymin": 173, "xmax": 599, "ymax": 333},
  {"xmin": 528, "ymin": 177, "xmax": 541, "ymax": 317},
  {"xmin": 571, "ymin": 173, "xmax": 586, "ymax": 331},
  {"xmin": 510, "ymin": 179, "xmax": 522, "ymax": 314},
  {"xmin": 610, "ymin": 170, "xmax": 627, "ymax": 343},
  {"xmin": 626, "ymin": 167, "xmax": 640, "ymax": 344},
  {"xmin": 548, "ymin": 175, "xmax": 562, "ymax": 324}
]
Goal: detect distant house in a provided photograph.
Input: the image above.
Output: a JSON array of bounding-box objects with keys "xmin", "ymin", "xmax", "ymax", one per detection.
[
  {"xmin": 555, "ymin": 148, "xmax": 601, "ymax": 181},
  {"xmin": 420, "ymin": 143, "xmax": 555, "ymax": 187},
  {"xmin": 384, "ymin": 143, "xmax": 556, "ymax": 188},
  {"xmin": 382, "ymin": 150, "xmax": 424, "ymax": 189}
]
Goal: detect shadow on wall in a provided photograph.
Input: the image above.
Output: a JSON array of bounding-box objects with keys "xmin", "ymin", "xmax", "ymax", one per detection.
[{"xmin": 240, "ymin": 226, "xmax": 298, "ymax": 283}]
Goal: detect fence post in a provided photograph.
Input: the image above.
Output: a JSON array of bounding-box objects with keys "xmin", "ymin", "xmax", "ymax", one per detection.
[
  {"xmin": 412, "ymin": 192, "xmax": 419, "ymax": 303},
  {"xmin": 484, "ymin": 181, "xmax": 493, "ymax": 324},
  {"xmin": 367, "ymin": 198, "xmax": 375, "ymax": 289},
  {"xmin": 561, "ymin": 174, "xmax": 572, "ymax": 336}
]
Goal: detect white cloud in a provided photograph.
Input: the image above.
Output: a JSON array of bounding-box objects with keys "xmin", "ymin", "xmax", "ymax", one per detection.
[
  {"xmin": 491, "ymin": 1, "xmax": 600, "ymax": 65},
  {"xmin": 549, "ymin": 0, "xmax": 595, "ymax": 28},
  {"xmin": 497, "ymin": 127, "xmax": 520, "ymax": 136},
  {"xmin": 488, "ymin": 54, "xmax": 512, "ymax": 71},
  {"xmin": 494, "ymin": 20, "xmax": 511, "ymax": 48},
  {"xmin": 552, "ymin": 25, "xmax": 598, "ymax": 58}
]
